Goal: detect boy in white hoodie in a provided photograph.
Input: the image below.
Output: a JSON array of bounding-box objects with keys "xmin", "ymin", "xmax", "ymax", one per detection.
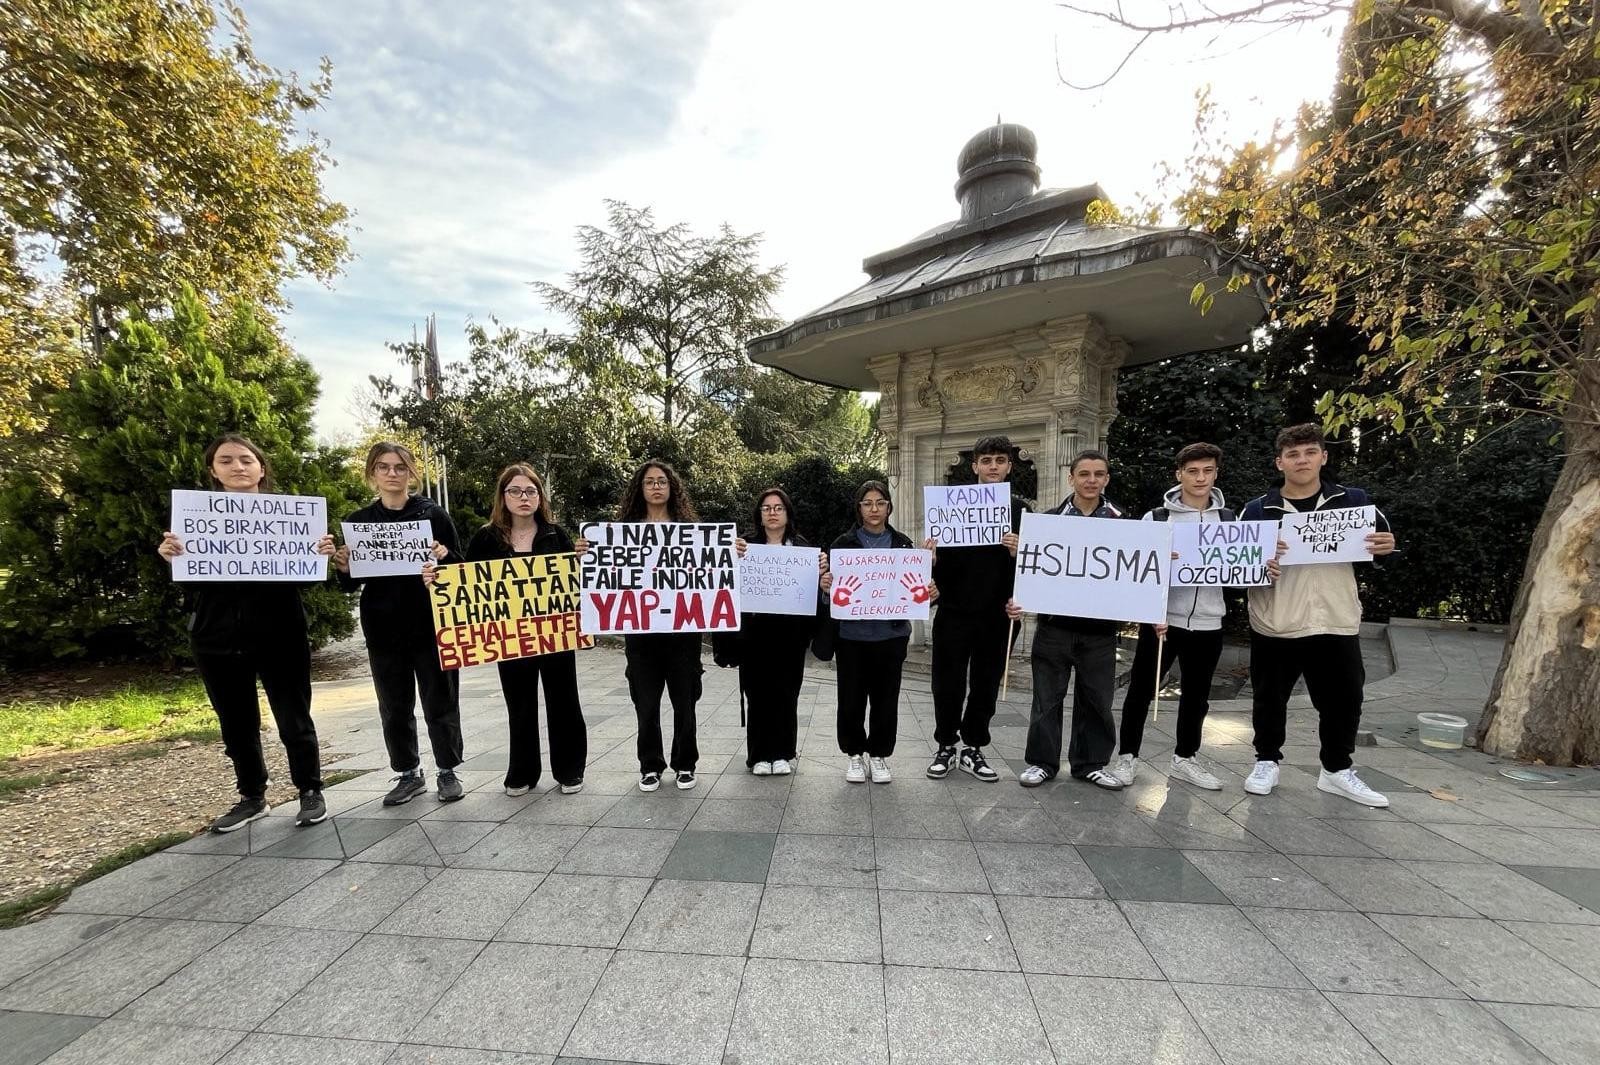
[{"xmin": 1110, "ymin": 443, "xmax": 1234, "ymax": 789}]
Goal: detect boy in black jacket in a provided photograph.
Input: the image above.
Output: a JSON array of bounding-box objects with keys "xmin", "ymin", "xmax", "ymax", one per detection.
[{"xmin": 927, "ymin": 435, "xmax": 1027, "ymax": 782}]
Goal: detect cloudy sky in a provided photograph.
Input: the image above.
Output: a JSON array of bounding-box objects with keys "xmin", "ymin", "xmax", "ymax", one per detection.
[{"xmin": 245, "ymin": 0, "xmax": 1348, "ymax": 440}]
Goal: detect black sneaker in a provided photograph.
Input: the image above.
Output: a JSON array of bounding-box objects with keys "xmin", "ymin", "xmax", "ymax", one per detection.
[
  {"xmin": 295, "ymin": 790, "xmax": 328, "ymax": 826},
  {"xmin": 639, "ymin": 772, "xmax": 661, "ymax": 792},
  {"xmin": 675, "ymin": 770, "xmax": 697, "ymax": 791},
  {"xmin": 211, "ymin": 796, "xmax": 269, "ymax": 833},
  {"xmin": 382, "ymin": 770, "xmax": 427, "ymax": 806},
  {"xmin": 959, "ymin": 747, "xmax": 999, "ymax": 782},
  {"xmin": 436, "ymin": 769, "xmax": 464, "ymax": 802},
  {"xmin": 927, "ymin": 745, "xmax": 957, "ymax": 779}
]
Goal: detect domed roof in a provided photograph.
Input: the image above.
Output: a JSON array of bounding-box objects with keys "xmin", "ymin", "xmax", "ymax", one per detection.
[{"xmin": 956, "ymin": 122, "xmax": 1038, "ymax": 179}]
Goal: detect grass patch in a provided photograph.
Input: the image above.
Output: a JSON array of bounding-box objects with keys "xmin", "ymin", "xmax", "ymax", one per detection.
[
  {"xmin": 0, "ymin": 830, "xmax": 194, "ymax": 929},
  {"xmin": 0, "ymin": 769, "xmax": 81, "ymax": 798},
  {"xmin": 0, "ymin": 679, "xmax": 215, "ymax": 761},
  {"xmin": 322, "ymin": 769, "xmax": 369, "ymax": 787},
  {"xmin": 0, "ymin": 885, "xmax": 71, "ymax": 928}
]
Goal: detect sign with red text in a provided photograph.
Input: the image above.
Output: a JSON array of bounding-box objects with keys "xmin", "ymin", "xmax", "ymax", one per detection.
[
  {"xmin": 429, "ymin": 553, "xmax": 591, "ymax": 670},
  {"xmin": 828, "ymin": 548, "xmax": 934, "ymax": 621},
  {"xmin": 1170, "ymin": 520, "xmax": 1278, "ymax": 587},
  {"xmin": 1012, "ymin": 511, "xmax": 1170, "ymax": 625},
  {"xmin": 579, "ymin": 522, "xmax": 741, "ymax": 633},
  {"xmin": 342, "ymin": 519, "xmax": 434, "ymax": 578},
  {"xmin": 169, "ymin": 490, "xmax": 327, "ymax": 582},
  {"xmin": 1279, "ymin": 506, "xmax": 1376, "ymax": 565},
  {"xmin": 924, "ymin": 483, "xmax": 1011, "ymax": 547}
]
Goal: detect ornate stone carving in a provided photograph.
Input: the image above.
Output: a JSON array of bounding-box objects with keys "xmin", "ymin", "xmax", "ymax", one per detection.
[{"xmin": 918, "ymin": 359, "xmax": 1041, "ymax": 407}]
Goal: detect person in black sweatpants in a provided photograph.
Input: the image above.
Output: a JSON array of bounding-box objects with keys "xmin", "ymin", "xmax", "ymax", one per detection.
[
  {"xmin": 335, "ymin": 441, "xmax": 465, "ymax": 806},
  {"xmin": 158, "ymin": 432, "xmax": 332, "ymax": 833}
]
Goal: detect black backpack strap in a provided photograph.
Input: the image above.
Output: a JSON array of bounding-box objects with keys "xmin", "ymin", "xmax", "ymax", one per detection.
[
  {"xmin": 1219, "ymin": 507, "xmax": 1237, "ymax": 522},
  {"xmin": 1151, "ymin": 507, "xmax": 1170, "ymax": 522}
]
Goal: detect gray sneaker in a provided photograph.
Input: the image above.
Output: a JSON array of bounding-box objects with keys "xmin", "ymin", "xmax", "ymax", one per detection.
[
  {"xmin": 436, "ymin": 769, "xmax": 464, "ymax": 802},
  {"xmin": 382, "ymin": 770, "xmax": 426, "ymax": 806},
  {"xmin": 211, "ymin": 796, "xmax": 269, "ymax": 833}
]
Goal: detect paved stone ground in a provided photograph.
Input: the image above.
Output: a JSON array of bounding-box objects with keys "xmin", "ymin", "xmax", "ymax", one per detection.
[{"xmin": 3, "ymin": 625, "xmax": 1599, "ymax": 1065}]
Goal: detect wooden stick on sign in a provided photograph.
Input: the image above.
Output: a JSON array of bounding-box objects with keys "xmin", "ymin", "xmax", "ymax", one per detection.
[
  {"xmin": 1000, "ymin": 615, "xmax": 1020, "ymax": 700},
  {"xmin": 1152, "ymin": 629, "xmax": 1166, "ymax": 723}
]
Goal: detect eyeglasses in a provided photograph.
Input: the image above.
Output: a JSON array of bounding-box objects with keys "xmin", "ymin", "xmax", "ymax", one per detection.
[
  {"xmin": 504, "ymin": 487, "xmax": 540, "ymax": 499},
  {"xmin": 643, "ymin": 478, "xmax": 670, "ymax": 488},
  {"xmin": 860, "ymin": 500, "xmax": 889, "ymax": 509},
  {"xmin": 373, "ymin": 463, "xmax": 409, "ymax": 476},
  {"xmin": 760, "ymin": 505, "xmax": 786, "ymax": 514}
]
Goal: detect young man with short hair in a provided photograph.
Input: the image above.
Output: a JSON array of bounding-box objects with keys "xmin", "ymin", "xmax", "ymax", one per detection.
[
  {"xmin": 1111, "ymin": 442, "xmax": 1233, "ymax": 790},
  {"xmin": 1014, "ymin": 450, "xmax": 1128, "ymax": 790},
  {"xmin": 927, "ymin": 435, "xmax": 1027, "ymax": 782},
  {"xmin": 1240, "ymin": 424, "xmax": 1396, "ymax": 807}
]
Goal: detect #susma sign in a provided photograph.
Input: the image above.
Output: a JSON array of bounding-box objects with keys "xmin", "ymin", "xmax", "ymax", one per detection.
[
  {"xmin": 1011, "ymin": 511, "xmax": 1171, "ymax": 625},
  {"xmin": 579, "ymin": 522, "xmax": 741, "ymax": 633}
]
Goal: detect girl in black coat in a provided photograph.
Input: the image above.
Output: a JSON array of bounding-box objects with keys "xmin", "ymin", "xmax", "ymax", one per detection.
[
  {"xmin": 333, "ymin": 441, "xmax": 466, "ymax": 806},
  {"xmin": 157, "ymin": 433, "xmax": 336, "ymax": 833}
]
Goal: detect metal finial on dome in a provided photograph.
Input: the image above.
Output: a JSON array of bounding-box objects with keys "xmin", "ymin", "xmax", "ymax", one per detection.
[{"xmin": 955, "ymin": 123, "xmax": 1040, "ymax": 221}]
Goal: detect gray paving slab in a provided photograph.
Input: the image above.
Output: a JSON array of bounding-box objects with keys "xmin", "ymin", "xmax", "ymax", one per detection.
[
  {"xmin": 1371, "ymin": 913, "xmax": 1600, "ymax": 1006},
  {"xmin": 998, "ymin": 896, "xmax": 1161, "ymax": 979},
  {"xmin": 725, "ymin": 958, "xmax": 887, "ymax": 1065},
  {"xmin": 0, "ymin": 918, "xmax": 237, "ymax": 1017},
  {"xmin": 375, "ymin": 867, "xmax": 541, "ymax": 940},
  {"xmin": 1331, "ymin": 819, "xmax": 1488, "ymax": 862},
  {"xmin": 1405, "ymin": 860, "xmax": 1600, "ymax": 923},
  {"xmin": 779, "ymin": 798, "xmax": 874, "ymax": 836},
  {"xmin": 595, "ymin": 793, "xmax": 701, "ymax": 831},
  {"xmin": 1174, "ymin": 983, "xmax": 1385, "ymax": 1065},
  {"xmin": 1078, "ymin": 846, "xmax": 1228, "ymax": 904},
  {"xmin": 562, "ymin": 950, "xmax": 744, "ymax": 1065},
  {"xmin": 883, "ymin": 967, "xmax": 1053, "ymax": 1065},
  {"xmin": 766, "ymin": 833, "xmax": 876, "ymax": 888},
  {"xmin": 390, "ymin": 1049, "xmax": 553, "ymax": 1065},
  {"xmin": 255, "ymin": 861, "xmax": 437, "ymax": 933},
  {"xmin": 868, "ymin": 799, "xmax": 970, "ymax": 840},
  {"xmin": 495, "ymin": 873, "xmax": 651, "ymax": 948},
  {"xmin": 553, "ymin": 826, "xmax": 679, "ymax": 877},
  {"xmin": 0, "ymin": 915, "xmax": 126, "ymax": 991},
  {"xmin": 445, "ymin": 823, "xmax": 587, "ymax": 873},
  {"xmin": 1289, "ymin": 855, "xmax": 1479, "ymax": 917},
  {"xmin": 1508, "ymin": 863, "xmax": 1600, "ymax": 914},
  {"xmin": 1498, "ymin": 920, "xmax": 1600, "ymax": 985},
  {"xmin": 873, "ymin": 837, "xmax": 989, "ymax": 892},
  {"xmin": 749, "ymin": 885, "xmax": 880, "ymax": 964},
  {"xmin": 1047, "ymin": 810, "xmax": 1171, "ymax": 848},
  {"xmin": 878, "ymin": 889, "xmax": 1017, "ymax": 971},
  {"xmin": 1243, "ymin": 907, "xmax": 1462, "ymax": 997},
  {"xmin": 0, "ymin": 1011, "xmax": 100, "ymax": 1065},
  {"xmin": 1484, "ymin": 1004, "xmax": 1600, "ymax": 1065},
  {"xmin": 618, "ymin": 878, "xmax": 762, "ymax": 956},
  {"xmin": 54, "ymin": 853, "xmax": 240, "ymax": 916},
  {"xmin": 1026, "ymin": 975, "xmax": 1221, "ymax": 1064},
  {"xmin": 958, "ymin": 804, "xmax": 1065, "ymax": 844},
  {"xmin": 215, "ymin": 1032, "xmax": 397, "ymax": 1064},
  {"xmin": 1224, "ymin": 813, "xmax": 1375, "ymax": 858},
  {"xmin": 1328, "ymin": 994, "xmax": 1548, "ymax": 1065},
  {"xmin": 408, "ymin": 942, "xmax": 609, "ymax": 1054},
  {"xmin": 656, "ymin": 829, "xmax": 775, "ymax": 883},
  {"xmin": 38, "ymin": 1019, "xmax": 245, "ymax": 1065},
  {"xmin": 1180, "ymin": 850, "xmax": 1353, "ymax": 911},
  {"xmin": 117, "ymin": 923, "xmax": 360, "ymax": 1029},
  {"xmin": 257, "ymin": 933, "xmax": 483, "ymax": 1042},
  {"xmin": 684, "ymin": 797, "xmax": 784, "ymax": 833},
  {"xmin": 144, "ymin": 857, "xmax": 341, "ymax": 923},
  {"xmin": 507, "ymin": 792, "xmax": 622, "ymax": 827},
  {"xmin": 975, "ymin": 841, "xmax": 1106, "ymax": 898},
  {"xmin": 1120, "ymin": 902, "xmax": 1309, "ymax": 989}
]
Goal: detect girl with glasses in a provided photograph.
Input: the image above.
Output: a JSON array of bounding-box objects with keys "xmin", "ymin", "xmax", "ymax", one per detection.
[{"xmin": 333, "ymin": 442, "xmax": 466, "ymax": 805}]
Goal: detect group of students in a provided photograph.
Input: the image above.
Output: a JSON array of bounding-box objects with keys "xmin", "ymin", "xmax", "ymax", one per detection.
[{"xmin": 159, "ymin": 421, "xmax": 1395, "ymax": 835}]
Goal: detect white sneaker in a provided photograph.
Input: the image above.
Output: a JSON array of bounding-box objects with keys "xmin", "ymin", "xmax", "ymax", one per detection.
[
  {"xmin": 845, "ymin": 755, "xmax": 867, "ymax": 783},
  {"xmin": 1318, "ymin": 767, "xmax": 1390, "ymax": 808},
  {"xmin": 1018, "ymin": 765, "xmax": 1050, "ymax": 788},
  {"xmin": 1243, "ymin": 760, "xmax": 1279, "ymax": 796},
  {"xmin": 1108, "ymin": 753, "xmax": 1138, "ymax": 786},
  {"xmin": 771, "ymin": 759, "xmax": 793, "ymax": 776},
  {"xmin": 752, "ymin": 761, "xmax": 773, "ymax": 776},
  {"xmin": 504, "ymin": 784, "xmax": 531, "ymax": 797},
  {"xmin": 1170, "ymin": 755, "xmax": 1224, "ymax": 791},
  {"xmin": 869, "ymin": 757, "xmax": 892, "ymax": 784}
]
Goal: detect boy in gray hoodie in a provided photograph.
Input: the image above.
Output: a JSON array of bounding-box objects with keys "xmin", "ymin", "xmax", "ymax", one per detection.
[{"xmin": 1111, "ymin": 443, "xmax": 1235, "ymax": 789}]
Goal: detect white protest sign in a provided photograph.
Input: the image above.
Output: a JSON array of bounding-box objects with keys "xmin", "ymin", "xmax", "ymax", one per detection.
[
  {"xmin": 579, "ymin": 522, "xmax": 741, "ymax": 633},
  {"xmin": 169, "ymin": 490, "xmax": 327, "ymax": 582},
  {"xmin": 739, "ymin": 545, "xmax": 820, "ymax": 616},
  {"xmin": 1012, "ymin": 511, "xmax": 1170, "ymax": 625},
  {"xmin": 342, "ymin": 519, "xmax": 435, "ymax": 578},
  {"xmin": 828, "ymin": 548, "xmax": 935, "ymax": 621},
  {"xmin": 924, "ymin": 483, "xmax": 1011, "ymax": 547},
  {"xmin": 1279, "ymin": 505, "xmax": 1376, "ymax": 565},
  {"xmin": 1170, "ymin": 520, "xmax": 1278, "ymax": 587}
]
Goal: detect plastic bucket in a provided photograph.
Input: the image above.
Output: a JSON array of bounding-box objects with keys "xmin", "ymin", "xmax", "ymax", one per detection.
[{"xmin": 1417, "ymin": 712, "xmax": 1469, "ymax": 749}]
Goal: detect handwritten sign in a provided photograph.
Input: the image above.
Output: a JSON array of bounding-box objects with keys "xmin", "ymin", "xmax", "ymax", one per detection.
[
  {"xmin": 169, "ymin": 490, "xmax": 327, "ymax": 582},
  {"xmin": 924, "ymin": 483, "xmax": 1011, "ymax": 547},
  {"xmin": 1012, "ymin": 511, "xmax": 1170, "ymax": 625},
  {"xmin": 740, "ymin": 545, "xmax": 820, "ymax": 616},
  {"xmin": 430, "ymin": 553, "xmax": 591, "ymax": 669},
  {"xmin": 829, "ymin": 548, "xmax": 934, "ymax": 621},
  {"xmin": 1279, "ymin": 506, "xmax": 1376, "ymax": 565},
  {"xmin": 342, "ymin": 519, "xmax": 434, "ymax": 578},
  {"xmin": 579, "ymin": 522, "xmax": 741, "ymax": 633},
  {"xmin": 1170, "ymin": 520, "xmax": 1278, "ymax": 587}
]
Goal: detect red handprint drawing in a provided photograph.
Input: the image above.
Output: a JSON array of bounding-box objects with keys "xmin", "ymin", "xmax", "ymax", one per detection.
[
  {"xmin": 832, "ymin": 574, "xmax": 861, "ymax": 607},
  {"xmin": 900, "ymin": 573, "xmax": 931, "ymax": 603}
]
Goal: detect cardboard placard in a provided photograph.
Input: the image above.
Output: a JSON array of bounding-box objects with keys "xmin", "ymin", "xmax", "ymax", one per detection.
[
  {"xmin": 1012, "ymin": 511, "xmax": 1170, "ymax": 625},
  {"xmin": 739, "ymin": 545, "xmax": 821, "ymax": 616},
  {"xmin": 430, "ymin": 553, "xmax": 591, "ymax": 669},
  {"xmin": 579, "ymin": 522, "xmax": 741, "ymax": 633},
  {"xmin": 828, "ymin": 548, "xmax": 935, "ymax": 621},
  {"xmin": 1279, "ymin": 506, "xmax": 1376, "ymax": 565},
  {"xmin": 1170, "ymin": 520, "xmax": 1278, "ymax": 587},
  {"xmin": 169, "ymin": 490, "xmax": 327, "ymax": 582},
  {"xmin": 924, "ymin": 483, "xmax": 1011, "ymax": 547},
  {"xmin": 342, "ymin": 519, "xmax": 434, "ymax": 578}
]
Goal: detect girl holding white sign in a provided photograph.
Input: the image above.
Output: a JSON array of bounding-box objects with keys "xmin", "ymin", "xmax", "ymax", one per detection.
[
  {"xmin": 156, "ymin": 433, "xmax": 335, "ymax": 833},
  {"xmin": 334, "ymin": 442, "xmax": 466, "ymax": 806}
]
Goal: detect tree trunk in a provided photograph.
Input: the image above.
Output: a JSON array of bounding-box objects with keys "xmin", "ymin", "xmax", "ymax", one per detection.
[{"xmin": 1478, "ymin": 358, "xmax": 1600, "ymax": 766}]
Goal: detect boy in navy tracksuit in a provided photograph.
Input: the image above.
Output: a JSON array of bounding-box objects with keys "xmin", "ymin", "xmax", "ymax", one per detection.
[{"xmin": 1240, "ymin": 423, "xmax": 1396, "ymax": 807}]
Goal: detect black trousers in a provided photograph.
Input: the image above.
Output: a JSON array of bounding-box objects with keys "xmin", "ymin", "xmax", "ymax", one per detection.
[
  {"xmin": 835, "ymin": 635, "xmax": 908, "ymax": 758},
  {"xmin": 1120, "ymin": 624, "xmax": 1226, "ymax": 759},
  {"xmin": 931, "ymin": 607, "xmax": 1012, "ymax": 749},
  {"xmin": 499, "ymin": 650, "xmax": 587, "ymax": 789},
  {"xmin": 194, "ymin": 642, "xmax": 322, "ymax": 797},
  {"xmin": 626, "ymin": 633, "xmax": 702, "ymax": 774},
  {"xmin": 740, "ymin": 621, "xmax": 806, "ymax": 766},
  {"xmin": 1250, "ymin": 632, "xmax": 1366, "ymax": 772},
  {"xmin": 1024, "ymin": 624, "xmax": 1117, "ymax": 778},
  {"xmin": 368, "ymin": 638, "xmax": 463, "ymax": 773}
]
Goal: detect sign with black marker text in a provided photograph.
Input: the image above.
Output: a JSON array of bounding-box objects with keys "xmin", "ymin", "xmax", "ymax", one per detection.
[
  {"xmin": 923, "ymin": 483, "xmax": 1011, "ymax": 547},
  {"xmin": 1170, "ymin": 520, "xmax": 1278, "ymax": 587},
  {"xmin": 169, "ymin": 490, "xmax": 327, "ymax": 582},
  {"xmin": 1012, "ymin": 511, "xmax": 1171, "ymax": 625},
  {"xmin": 342, "ymin": 519, "xmax": 434, "ymax": 578},
  {"xmin": 1279, "ymin": 506, "xmax": 1376, "ymax": 565},
  {"xmin": 739, "ymin": 545, "xmax": 820, "ymax": 616}
]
